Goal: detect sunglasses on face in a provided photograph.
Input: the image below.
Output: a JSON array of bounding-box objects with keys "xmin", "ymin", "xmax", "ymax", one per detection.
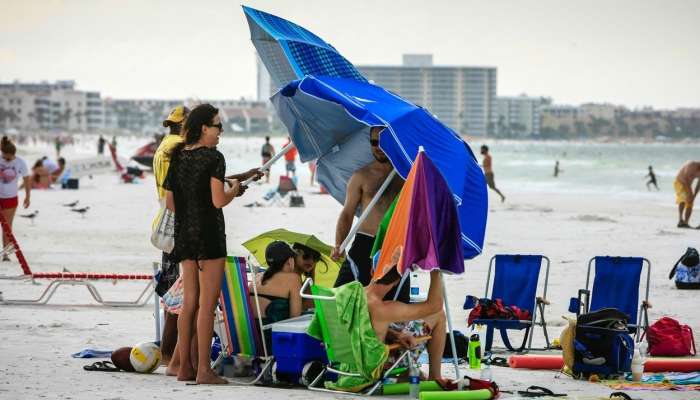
[
  {"xmin": 370, "ymin": 139, "xmax": 379, "ymax": 147},
  {"xmin": 208, "ymin": 122, "xmax": 223, "ymax": 131},
  {"xmin": 298, "ymin": 251, "xmax": 320, "ymax": 262}
]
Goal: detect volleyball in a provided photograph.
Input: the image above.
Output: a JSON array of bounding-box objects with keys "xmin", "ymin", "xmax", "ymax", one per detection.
[{"xmin": 129, "ymin": 342, "xmax": 161, "ymax": 373}]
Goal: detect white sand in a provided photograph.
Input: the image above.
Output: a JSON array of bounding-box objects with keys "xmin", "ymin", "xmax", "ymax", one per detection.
[{"xmin": 1, "ymin": 138, "xmax": 699, "ymax": 400}]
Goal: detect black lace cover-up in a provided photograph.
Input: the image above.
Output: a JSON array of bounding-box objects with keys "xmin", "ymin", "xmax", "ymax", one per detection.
[{"xmin": 163, "ymin": 146, "xmax": 226, "ymax": 263}]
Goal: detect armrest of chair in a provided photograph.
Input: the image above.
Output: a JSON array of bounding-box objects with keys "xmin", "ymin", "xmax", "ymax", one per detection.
[
  {"xmin": 567, "ymin": 289, "xmax": 590, "ymax": 315},
  {"xmin": 642, "ymin": 300, "xmax": 652, "ymax": 309},
  {"xmin": 536, "ymin": 296, "xmax": 550, "ymax": 306},
  {"xmin": 387, "ymin": 335, "xmax": 431, "ymax": 352}
]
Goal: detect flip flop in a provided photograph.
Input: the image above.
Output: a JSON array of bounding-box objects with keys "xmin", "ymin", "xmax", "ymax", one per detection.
[
  {"xmin": 488, "ymin": 357, "xmax": 509, "ymax": 367},
  {"xmin": 609, "ymin": 393, "xmax": 632, "ymax": 400},
  {"xmin": 517, "ymin": 385, "xmax": 567, "ymax": 397},
  {"xmin": 83, "ymin": 361, "xmax": 120, "ymax": 372}
]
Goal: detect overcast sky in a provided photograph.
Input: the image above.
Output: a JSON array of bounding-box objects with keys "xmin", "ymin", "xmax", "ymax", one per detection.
[{"xmin": 1, "ymin": 0, "xmax": 698, "ymax": 109}]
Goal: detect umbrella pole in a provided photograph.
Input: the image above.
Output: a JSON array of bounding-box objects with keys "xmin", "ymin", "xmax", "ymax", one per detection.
[
  {"xmin": 242, "ymin": 143, "xmax": 294, "ymax": 185},
  {"xmin": 338, "ymin": 169, "xmax": 397, "ymax": 253},
  {"xmin": 441, "ymin": 271, "xmax": 461, "ymax": 379}
]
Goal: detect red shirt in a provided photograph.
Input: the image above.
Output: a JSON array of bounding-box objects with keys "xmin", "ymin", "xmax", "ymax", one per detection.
[{"xmin": 284, "ymin": 139, "xmax": 297, "ymax": 161}]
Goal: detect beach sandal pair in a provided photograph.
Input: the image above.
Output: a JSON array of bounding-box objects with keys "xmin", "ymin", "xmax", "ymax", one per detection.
[
  {"xmin": 484, "ymin": 356, "xmax": 509, "ymax": 367},
  {"xmin": 517, "ymin": 386, "xmax": 566, "ymax": 397},
  {"xmin": 83, "ymin": 361, "xmax": 120, "ymax": 372}
]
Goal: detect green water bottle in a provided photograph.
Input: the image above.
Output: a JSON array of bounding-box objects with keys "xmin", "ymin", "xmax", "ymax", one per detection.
[{"xmin": 468, "ymin": 333, "xmax": 481, "ymax": 369}]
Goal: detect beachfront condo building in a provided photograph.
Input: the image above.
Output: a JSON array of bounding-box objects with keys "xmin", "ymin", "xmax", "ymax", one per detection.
[
  {"xmin": 496, "ymin": 95, "xmax": 551, "ymax": 137},
  {"xmin": 357, "ymin": 55, "xmax": 498, "ymax": 137}
]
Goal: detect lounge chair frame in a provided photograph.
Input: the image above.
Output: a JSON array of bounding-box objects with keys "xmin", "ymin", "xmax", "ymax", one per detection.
[
  {"xmin": 478, "ymin": 254, "xmax": 551, "ymax": 352},
  {"xmin": 299, "ymin": 278, "xmax": 425, "ymax": 396},
  {"xmin": 573, "ymin": 256, "xmax": 651, "ymax": 341}
]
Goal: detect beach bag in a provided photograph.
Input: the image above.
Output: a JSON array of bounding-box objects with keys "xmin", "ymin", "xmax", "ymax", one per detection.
[
  {"xmin": 572, "ymin": 308, "xmax": 634, "ymax": 378},
  {"xmin": 289, "ymin": 194, "xmax": 305, "ymax": 207},
  {"xmin": 150, "ymin": 205, "xmax": 175, "ymax": 253},
  {"xmin": 467, "ymin": 298, "xmax": 531, "ymax": 326},
  {"xmin": 442, "ymin": 330, "xmax": 468, "ymax": 359},
  {"xmin": 668, "ymin": 247, "xmax": 700, "ymax": 289},
  {"xmin": 643, "ymin": 317, "xmax": 696, "ymax": 357}
]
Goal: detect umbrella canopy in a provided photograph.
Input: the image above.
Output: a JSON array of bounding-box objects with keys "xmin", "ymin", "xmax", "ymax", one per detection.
[
  {"xmin": 242, "ymin": 6, "xmax": 366, "ymax": 89},
  {"xmin": 272, "ymin": 75, "xmax": 488, "ymax": 259},
  {"xmin": 373, "ymin": 151, "xmax": 464, "ymax": 278},
  {"xmin": 242, "ymin": 228, "xmax": 342, "ymax": 288}
]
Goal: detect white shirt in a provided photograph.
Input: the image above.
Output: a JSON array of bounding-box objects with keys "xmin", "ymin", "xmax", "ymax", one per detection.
[
  {"xmin": 42, "ymin": 158, "xmax": 59, "ymax": 174},
  {"xmin": 0, "ymin": 157, "xmax": 29, "ymax": 199}
]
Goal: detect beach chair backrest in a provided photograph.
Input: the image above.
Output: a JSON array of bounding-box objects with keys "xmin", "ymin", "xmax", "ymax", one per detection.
[
  {"xmin": 310, "ymin": 284, "xmax": 355, "ymax": 366},
  {"xmin": 589, "ymin": 256, "xmax": 643, "ymax": 324},
  {"xmin": 219, "ymin": 256, "xmax": 261, "ymax": 358},
  {"xmin": 278, "ymin": 176, "xmax": 296, "ymax": 194},
  {"xmin": 490, "ymin": 255, "xmax": 543, "ymax": 313}
]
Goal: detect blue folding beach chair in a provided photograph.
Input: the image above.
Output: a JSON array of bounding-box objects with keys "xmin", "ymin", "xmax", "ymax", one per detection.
[
  {"xmin": 568, "ymin": 256, "xmax": 651, "ymax": 340},
  {"xmin": 464, "ymin": 254, "xmax": 551, "ymax": 352}
]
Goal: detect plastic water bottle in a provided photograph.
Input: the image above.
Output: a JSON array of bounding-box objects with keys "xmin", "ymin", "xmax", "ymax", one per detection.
[
  {"xmin": 408, "ymin": 356, "xmax": 420, "ymax": 399},
  {"xmin": 631, "ymin": 351, "xmax": 643, "ymax": 381},
  {"xmin": 468, "ymin": 333, "xmax": 481, "ymax": 370}
]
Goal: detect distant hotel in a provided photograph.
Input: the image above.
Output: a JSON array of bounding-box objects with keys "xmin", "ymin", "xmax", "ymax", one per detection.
[{"xmin": 257, "ymin": 54, "xmax": 498, "ymax": 136}]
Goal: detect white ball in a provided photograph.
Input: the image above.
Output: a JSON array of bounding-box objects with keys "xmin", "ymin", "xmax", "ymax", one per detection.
[{"xmin": 129, "ymin": 342, "xmax": 162, "ymax": 373}]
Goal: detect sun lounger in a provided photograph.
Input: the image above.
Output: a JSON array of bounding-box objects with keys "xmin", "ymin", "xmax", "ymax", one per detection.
[
  {"xmin": 568, "ymin": 256, "xmax": 651, "ymax": 340},
  {"xmin": 464, "ymin": 254, "xmax": 551, "ymax": 352}
]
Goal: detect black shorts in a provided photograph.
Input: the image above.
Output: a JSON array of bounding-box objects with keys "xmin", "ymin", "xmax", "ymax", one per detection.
[{"xmin": 334, "ymin": 232, "xmax": 410, "ymax": 303}]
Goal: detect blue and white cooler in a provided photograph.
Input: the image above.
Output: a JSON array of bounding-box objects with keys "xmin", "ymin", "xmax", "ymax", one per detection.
[{"xmin": 271, "ymin": 314, "xmax": 327, "ymax": 385}]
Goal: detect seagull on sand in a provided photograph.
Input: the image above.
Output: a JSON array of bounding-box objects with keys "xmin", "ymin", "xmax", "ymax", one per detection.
[
  {"xmin": 19, "ymin": 211, "xmax": 39, "ymax": 225},
  {"xmin": 63, "ymin": 200, "xmax": 79, "ymax": 207},
  {"xmin": 71, "ymin": 206, "xmax": 90, "ymax": 218}
]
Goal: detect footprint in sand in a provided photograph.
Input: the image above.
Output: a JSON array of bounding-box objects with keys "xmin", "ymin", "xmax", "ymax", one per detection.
[{"xmin": 572, "ymin": 214, "xmax": 617, "ymax": 223}]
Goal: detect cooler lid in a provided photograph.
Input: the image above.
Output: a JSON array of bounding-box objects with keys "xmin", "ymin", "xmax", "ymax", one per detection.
[{"xmin": 270, "ymin": 313, "xmax": 313, "ymax": 333}]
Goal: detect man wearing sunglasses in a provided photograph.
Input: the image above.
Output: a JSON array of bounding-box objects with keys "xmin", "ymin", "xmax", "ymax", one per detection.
[{"xmin": 331, "ymin": 127, "xmax": 409, "ymax": 302}]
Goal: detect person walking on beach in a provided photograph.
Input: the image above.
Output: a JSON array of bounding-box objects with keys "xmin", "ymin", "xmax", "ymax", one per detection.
[
  {"xmin": 283, "ymin": 136, "xmax": 297, "ymax": 178},
  {"xmin": 480, "ymin": 145, "xmax": 505, "ymax": 202},
  {"xmin": 164, "ymin": 104, "xmax": 261, "ymax": 384},
  {"xmin": 261, "ymin": 136, "xmax": 275, "ymax": 183},
  {"xmin": 674, "ymin": 161, "xmax": 700, "ymax": 228},
  {"xmin": 97, "ymin": 135, "xmax": 106, "ymax": 155},
  {"xmin": 646, "ymin": 165, "xmax": 659, "ymax": 191},
  {"xmin": 111, "ymin": 136, "xmax": 117, "ymax": 152},
  {"xmin": 0, "ymin": 137, "xmax": 31, "ymax": 262},
  {"xmin": 331, "ymin": 127, "xmax": 408, "ymax": 302},
  {"xmin": 153, "ymin": 105, "xmax": 189, "ymax": 372},
  {"xmin": 54, "ymin": 136, "xmax": 62, "ymax": 158}
]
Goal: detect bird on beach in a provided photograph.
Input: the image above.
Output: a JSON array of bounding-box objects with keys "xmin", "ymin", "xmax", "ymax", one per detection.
[
  {"xmin": 63, "ymin": 200, "xmax": 79, "ymax": 207},
  {"xmin": 71, "ymin": 206, "xmax": 90, "ymax": 218},
  {"xmin": 19, "ymin": 211, "xmax": 39, "ymax": 225}
]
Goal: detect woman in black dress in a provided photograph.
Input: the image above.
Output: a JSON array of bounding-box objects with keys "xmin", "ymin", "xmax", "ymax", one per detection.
[{"xmin": 164, "ymin": 104, "xmax": 259, "ymax": 384}]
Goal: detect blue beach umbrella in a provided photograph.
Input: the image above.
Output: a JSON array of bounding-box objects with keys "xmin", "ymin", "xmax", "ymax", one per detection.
[
  {"xmin": 271, "ymin": 75, "xmax": 488, "ymax": 259},
  {"xmin": 242, "ymin": 6, "xmax": 366, "ymax": 88}
]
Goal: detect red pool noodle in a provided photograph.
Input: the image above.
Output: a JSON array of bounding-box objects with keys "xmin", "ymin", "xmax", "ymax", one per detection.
[
  {"xmin": 644, "ymin": 358, "xmax": 700, "ymax": 373},
  {"xmin": 508, "ymin": 355, "xmax": 700, "ymax": 372},
  {"xmin": 508, "ymin": 355, "xmax": 564, "ymax": 370}
]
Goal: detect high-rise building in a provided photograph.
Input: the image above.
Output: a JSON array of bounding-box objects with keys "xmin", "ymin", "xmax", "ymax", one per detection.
[
  {"xmin": 357, "ymin": 56, "xmax": 497, "ymax": 136},
  {"xmin": 496, "ymin": 95, "xmax": 550, "ymax": 136}
]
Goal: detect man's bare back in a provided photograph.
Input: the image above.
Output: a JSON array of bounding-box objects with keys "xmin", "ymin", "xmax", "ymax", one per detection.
[
  {"xmin": 676, "ymin": 161, "xmax": 700, "ymax": 187},
  {"xmin": 482, "ymin": 153, "xmax": 493, "ymax": 174}
]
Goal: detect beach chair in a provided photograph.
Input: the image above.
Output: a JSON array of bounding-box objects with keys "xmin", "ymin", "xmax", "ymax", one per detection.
[
  {"xmin": 568, "ymin": 256, "xmax": 651, "ymax": 340},
  {"xmin": 213, "ymin": 256, "xmax": 273, "ymax": 384},
  {"xmin": 263, "ymin": 176, "xmax": 301, "ymax": 206},
  {"xmin": 300, "ymin": 278, "xmax": 430, "ymax": 396},
  {"xmin": 464, "ymin": 255, "xmax": 551, "ymax": 352}
]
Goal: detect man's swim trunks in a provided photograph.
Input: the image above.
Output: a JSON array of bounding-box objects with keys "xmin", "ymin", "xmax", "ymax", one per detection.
[{"xmin": 675, "ymin": 180, "xmax": 691, "ymax": 205}]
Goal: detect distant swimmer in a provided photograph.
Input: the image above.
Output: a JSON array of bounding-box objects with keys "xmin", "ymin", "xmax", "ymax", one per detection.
[
  {"xmin": 646, "ymin": 165, "xmax": 659, "ymax": 191},
  {"xmin": 674, "ymin": 161, "xmax": 700, "ymax": 228},
  {"xmin": 554, "ymin": 160, "xmax": 562, "ymax": 178},
  {"xmin": 480, "ymin": 145, "xmax": 505, "ymax": 202}
]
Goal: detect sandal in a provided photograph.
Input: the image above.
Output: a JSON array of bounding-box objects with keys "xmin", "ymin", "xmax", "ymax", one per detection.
[
  {"xmin": 83, "ymin": 361, "xmax": 120, "ymax": 372},
  {"xmin": 609, "ymin": 393, "xmax": 632, "ymax": 400},
  {"xmin": 517, "ymin": 385, "xmax": 567, "ymax": 397},
  {"xmin": 488, "ymin": 357, "xmax": 509, "ymax": 367}
]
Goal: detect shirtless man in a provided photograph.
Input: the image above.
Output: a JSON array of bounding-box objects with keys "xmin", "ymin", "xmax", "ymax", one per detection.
[
  {"xmin": 331, "ymin": 127, "xmax": 408, "ymax": 302},
  {"xmin": 366, "ymin": 254, "xmax": 446, "ymax": 380},
  {"xmin": 481, "ymin": 145, "xmax": 505, "ymax": 202},
  {"xmin": 674, "ymin": 161, "xmax": 700, "ymax": 228}
]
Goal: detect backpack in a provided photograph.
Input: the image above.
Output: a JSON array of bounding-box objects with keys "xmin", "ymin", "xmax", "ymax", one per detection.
[
  {"xmin": 643, "ymin": 317, "xmax": 696, "ymax": 357},
  {"xmin": 572, "ymin": 308, "xmax": 634, "ymax": 378},
  {"xmin": 467, "ymin": 298, "xmax": 531, "ymax": 326},
  {"xmin": 669, "ymin": 247, "xmax": 700, "ymax": 289}
]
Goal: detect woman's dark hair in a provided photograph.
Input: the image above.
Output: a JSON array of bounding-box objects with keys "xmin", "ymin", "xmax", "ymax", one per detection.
[
  {"xmin": 375, "ymin": 265, "xmax": 402, "ymax": 286},
  {"xmin": 261, "ymin": 256, "xmax": 293, "ymax": 285},
  {"xmin": 1, "ymin": 136, "xmax": 16, "ymax": 155},
  {"xmin": 178, "ymin": 103, "xmax": 219, "ymax": 148}
]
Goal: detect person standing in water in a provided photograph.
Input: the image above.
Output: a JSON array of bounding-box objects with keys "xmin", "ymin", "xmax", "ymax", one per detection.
[
  {"xmin": 646, "ymin": 165, "xmax": 659, "ymax": 191},
  {"xmin": 480, "ymin": 145, "xmax": 505, "ymax": 202},
  {"xmin": 554, "ymin": 160, "xmax": 562, "ymax": 178}
]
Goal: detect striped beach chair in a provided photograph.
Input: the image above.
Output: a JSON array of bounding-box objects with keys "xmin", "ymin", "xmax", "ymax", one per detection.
[{"xmin": 214, "ymin": 256, "xmax": 272, "ymax": 383}]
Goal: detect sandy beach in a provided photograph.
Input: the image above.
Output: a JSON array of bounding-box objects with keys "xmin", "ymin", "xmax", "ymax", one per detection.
[{"xmin": 1, "ymin": 136, "xmax": 699, "ymax": 400}]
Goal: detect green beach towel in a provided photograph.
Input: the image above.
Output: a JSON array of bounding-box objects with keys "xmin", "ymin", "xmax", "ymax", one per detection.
[{"xmin": 308, "ymin": 281, "xmax": 389, "ymax": 392}]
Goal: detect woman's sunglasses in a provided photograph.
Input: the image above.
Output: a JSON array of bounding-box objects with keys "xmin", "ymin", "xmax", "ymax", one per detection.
[{"xmin": 208, "ymin": 122, "xmax": 223, "ymax": 130}]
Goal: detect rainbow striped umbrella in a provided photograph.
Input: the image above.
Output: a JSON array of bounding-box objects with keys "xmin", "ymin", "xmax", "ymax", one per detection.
[{"xmin": 373, "ymin": 150, "xmax": 464, "ymax": 279}]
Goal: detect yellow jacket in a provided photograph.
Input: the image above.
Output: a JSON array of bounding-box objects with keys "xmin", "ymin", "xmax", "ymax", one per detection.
[{"xmin": 153, "ymin": 134, "xmax": 183, "ymax": 200}]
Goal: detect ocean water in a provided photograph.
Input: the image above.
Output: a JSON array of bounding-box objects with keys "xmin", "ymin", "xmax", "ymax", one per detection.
[{"xmin": 46, "ymin": 135, "xmax": 699, "ymax": 197}]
